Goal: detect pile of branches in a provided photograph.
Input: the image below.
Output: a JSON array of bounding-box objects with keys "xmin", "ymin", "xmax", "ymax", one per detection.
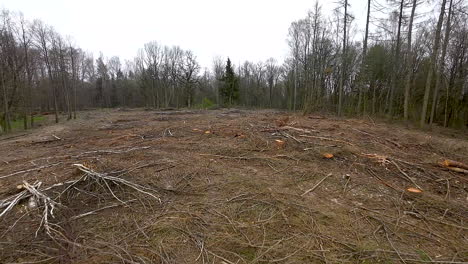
[{"xmin": 0, "ymin": 164, "xmax": 161, "ymax": 239}]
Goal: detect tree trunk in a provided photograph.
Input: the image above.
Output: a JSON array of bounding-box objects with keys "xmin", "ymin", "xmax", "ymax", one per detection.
[
  {"xmin": 404, "ymin": 0, "xmax": 418, "ymax": 122},
  {"xmin": 1, "ymin": 71, "xmax": 11, "ymax": 133},
  {"xmin": 420, "ymin": 0, "xmax": 447, "ymax": 127},
  {"xmin": 21, "ymin": 20, "xmax": 33, "ymax": 129},
  {"xmin": 357, "ymin": 0, "xmax": 371, "ymax": 115},
  {"xmin": 338, "ymin": 0, "xmax": 348, "ymax": 117},
  {"xmin": 429, "ymin": 0, "xmax": 453, "ymax": 125},
  {"xmin": 388, "ymin": 0, "xmax": 404, "ymax": 118},
  {"xmin": 293, "ymin": 62, "xmax": 297, "ymax": 111},
  {"xmin": 70, "ymin": 47, "xmax": 77, "ymax": 119}
]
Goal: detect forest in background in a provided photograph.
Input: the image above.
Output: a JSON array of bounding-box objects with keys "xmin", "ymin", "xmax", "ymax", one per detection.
[{"xmin": 0, "ymin": 0, "xmax": 467, "ymax": 133}]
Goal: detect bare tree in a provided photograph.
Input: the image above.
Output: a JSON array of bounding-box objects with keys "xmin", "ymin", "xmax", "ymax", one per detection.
[
  {"xmin": 420, "ymin": 0, "xmax": 447, "ymax": 127},
  {"xmin": 388, "ymin": 0, "xmax": 405, "ymax": 117},
  {"xmin": 265, "ymin": 58, "xmax": 279, "ymax": 108},
  {"xmin": 357, "ymin": 0, "xmax": 371, "ymax": 114},
  {"xmin": 403, "ymin": 0, "xmax": 419, "ymax": 122},
  {"xmin": 32, "ymin": 20, "xmax": 59, "ymax": 123},
  {"xmin": 288, "ymin": 22, "xmax": 301, "ymax": 111},
  {"xmin": 338, "ymin": 0, "xmax": 349, "ymax": 116},
  {"xmin": 179, "ymin": 50, "xmax": 200, "ymax": 107},
  {"xmin": 430, "ymin": 0, "xmax": 454, "ymax": 125},
  {"xmin": 212, "ymin": 56, "xmax": 224, "ymax": 106}
]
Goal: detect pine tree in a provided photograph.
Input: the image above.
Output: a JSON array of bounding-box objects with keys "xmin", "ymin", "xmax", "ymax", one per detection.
[{"xmin": 220, "ymin": 58, "xmax": 239, "ymax": 106}]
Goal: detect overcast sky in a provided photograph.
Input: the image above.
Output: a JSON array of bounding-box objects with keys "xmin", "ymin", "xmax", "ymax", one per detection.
[{"xmin": 1, "ymin": 0, "xmax": 390, "ymax": 69}]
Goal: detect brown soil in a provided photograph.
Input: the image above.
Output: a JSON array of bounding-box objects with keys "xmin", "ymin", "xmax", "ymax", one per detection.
[{"xmin": 0, "ymin": 109, "xmax": 467, "ymax": 263}]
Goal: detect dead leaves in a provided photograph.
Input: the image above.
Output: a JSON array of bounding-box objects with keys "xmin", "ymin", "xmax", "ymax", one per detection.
[{"xmin": 322, "ymin": 153, "xmax": 334, "ymax": 159}]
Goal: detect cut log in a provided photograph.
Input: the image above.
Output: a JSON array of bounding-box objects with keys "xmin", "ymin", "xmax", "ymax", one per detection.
[
  {"xmin": 439, "ymin": 159, "xmax": 468, "ymax": 170},
  {"xmin": 446, "ymin": 167, "xmax": 468, "ymax": 174}
]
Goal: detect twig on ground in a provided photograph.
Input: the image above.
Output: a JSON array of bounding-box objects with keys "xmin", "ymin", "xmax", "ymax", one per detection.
[
  {"xmin": 299, "ymin": 135, "xmax": 355, "ymax": 146},
  {"xmin": 21, "ymin": 181, "xmax": 61, "ymax": 237},
  {"xmin": 390, "ymin": 160, "xmax": 422, "ymax": 189},
  {"xmin": 282, "ymin": 126, "xmax": 319, "ymax": 134},
  {"xmin": 199, "ymin": 153, "xmax": 260, "ymax": 160},
  {"xmin": 439, "ymin": 159, "xmax": 468, "ymax": 170},
  {"xmin": 206, "ymin": 250, "xmax": 236, "ymax": 264},
  {"xmin": 445, "ymin": 167, "xmax": 468, "ymax": 174},
  {"xmin": 0, "ymin": 163, "xmax": 62, "ymax": 179},
  {"xmin": 281, "ymin": 131, "xmax": 302, "ymax": 143},
  {"xmin": 383, "ymin": 224, "xmax": 407, "ymax": 264},
  {"xmin": 73, "ymin": 164, "xmax": 161, "ymax": 203},
  {"xmin": 301, "ymin": 173, "xmax": 333, "ymax": 196},
  {"xmin": 73, "ymin": 146, "xmax": 151, "ymax": 158},
  {"xmin": 0, "ymin": 186, "xmax": 33, "ymax": 217},
  {"xmin": 69, "ymin": 199, "xmax": 137, "ymax": 221}
]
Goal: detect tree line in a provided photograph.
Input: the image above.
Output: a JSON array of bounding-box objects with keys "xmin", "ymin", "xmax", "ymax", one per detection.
[{"xmin": 1, "ymin": 0, "xmax": 467, "ymax": 134}]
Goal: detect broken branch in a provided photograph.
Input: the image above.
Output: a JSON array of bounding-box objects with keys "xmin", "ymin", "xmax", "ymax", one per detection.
[{"xmin": 301, "ymin": 173, "xmax": 333, "ymax": 196}]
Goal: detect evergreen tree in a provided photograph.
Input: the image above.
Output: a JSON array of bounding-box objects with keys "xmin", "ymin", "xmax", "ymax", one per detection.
[{"xmin": 220, "ymin": 58, "xmax": 239, "ymax": 105}]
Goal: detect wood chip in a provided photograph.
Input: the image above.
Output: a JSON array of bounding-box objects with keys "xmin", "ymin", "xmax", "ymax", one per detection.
[
  {"xmin": 275, "ymin": 139, "xmax": 285, "ymax": 149},
  {"xmin": 407, "ymin": 187, "xmax": 422, "ymax": 193}
]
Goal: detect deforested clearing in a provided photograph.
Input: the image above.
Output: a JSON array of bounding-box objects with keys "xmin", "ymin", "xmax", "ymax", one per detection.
[{"xmin": 0, "ymin": 109, "xmax": 467, "ymax": 263}]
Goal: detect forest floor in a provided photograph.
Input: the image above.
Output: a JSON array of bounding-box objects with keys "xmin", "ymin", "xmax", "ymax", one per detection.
[{"xmin": 0, "ymin": 108, "xmax": 467, "ymax": 264}]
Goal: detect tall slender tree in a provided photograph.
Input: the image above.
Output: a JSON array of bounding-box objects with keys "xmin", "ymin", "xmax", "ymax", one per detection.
[
  {"xmin": 404, "ymin": 0, "xmax": 419, "ymax": 122},
  {"xmin": 357, "ymin": 0, "xmax": 371, "ymax": 114},
  {"xmin": 429, "ymin": 0, "xmax": 453, "ymax": 125},
  {"xmin": 388, "ymin": 0, "xmax": 405, "ymax": 117},
  {"xmin": 338, "ymin": 0, "xmax": 348, "ymax": 116},
  {"xmin": 420, "ymin": 0, "xmax": 447, "ymax": 127}
]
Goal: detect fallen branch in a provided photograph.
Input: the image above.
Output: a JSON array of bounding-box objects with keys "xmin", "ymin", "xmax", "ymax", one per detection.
[
  {"xmin": 73, "ymin": 146, "xmax": 150, "ymax": 158},
  {"xmin": 281, "ymin": 132, "xmax": 302, "ymax": 143},
  {"xmin": 199, "ymin": 153, "xmax": 261, "ymax": 160},
  {"xmin": 73, "ymin": 163, "xmax": 161, "ymax": 203},
  {"xmin": 445, "ymin": 167, "xmax": 468, "ymax": 174},
  {"xmin": 0, "ymin": 184, "xmax": 35, "ymax": 217},
  {"xmin": 0, "ymin": 163, "xmax": 62, "ymax": 179},
  {"xmin": 439, "ymin": 159, "xmax": 468, "ymax": 170},
  {"xmin": 30, "ymin": 134, "xmax": 63, "ymax": 144},
  {"xmin": 299, "ymin": 135, "xmax": 355, "ymax": 146},
  {"xmin": 439, "ymin": 159, "xmax": 468, "ymax": 174},
  {"xmin": 21, "ymin": 181, "xmax": 60, "ymax": 237},
  {"xmin": 0, "ymin": 181, "xmax": 60, "ymax": 238},
  {"xmin": 69, "ymin": 199, "xmax": 137, "ymax": 221},
  {"xmin": 308, "ymin": 116, "xmax": 325, "ymax": 120},
  {"xmin": 390, "ymin": 160, "xmax": 422, "ymax": 190},
  {"xmin": 261, "ymin": 126, "xmax": 318, "ymax": 134},
  {"xmin": 283, "ymin": 126, "xmax": 319, "ymax": 134},
  {"xmin": 301, "ymin": 173, "xmax": 333, "ymax": 196}
]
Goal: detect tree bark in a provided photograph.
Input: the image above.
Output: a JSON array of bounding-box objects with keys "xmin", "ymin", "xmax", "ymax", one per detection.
[
  {"xmin": 404, "ymin": 0, "xmax": 418, "ymax": 122},
  {"xmin": 429, "ymin": 0, "xmax": 453, "ymax": 125},
  {"xmin": 70, "ymin": 47, "xmax": 77, "ymax": 119},
  {"xmin": 420, "ymin": 0, "xmax": 447, "ymax": 127},
  {"xmin": 1, "ymin": 71, "xmax": 10, "ymax": 133},
  {"xmin": 357, "ymin": 0, "xmax": 371, "ymax": 115},
  {"xmin": 388, "ymin": 0, "xmax": 404, "ymax": 118},
  {"xmin": 338, "ymin": 0, "xmax": 348, "ymax": 117}
]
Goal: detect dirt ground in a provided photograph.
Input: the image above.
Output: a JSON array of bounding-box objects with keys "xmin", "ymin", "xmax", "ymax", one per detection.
[{"xmin": 0, "ymin": 109, "xmax": 467, "ymax": 264}]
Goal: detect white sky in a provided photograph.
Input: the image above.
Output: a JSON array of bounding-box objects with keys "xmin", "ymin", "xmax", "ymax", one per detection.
[{"xmin": 1, "ymin": 0, "xmax": 393, "ymax": 69}]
